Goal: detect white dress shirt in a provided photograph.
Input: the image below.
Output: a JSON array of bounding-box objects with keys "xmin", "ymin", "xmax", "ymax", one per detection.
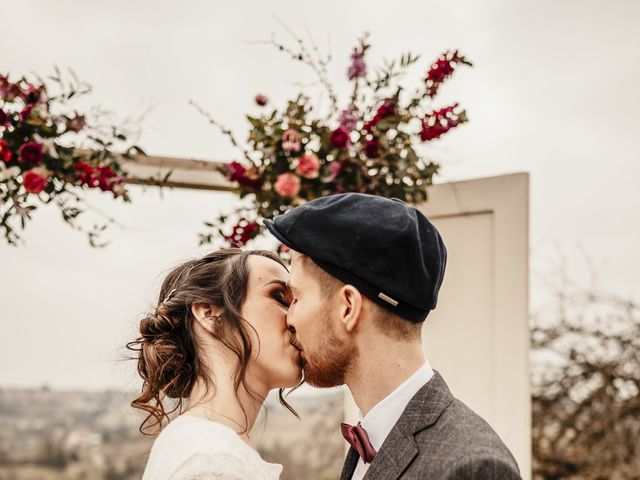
[{"xmin": 351, "ymin": 358, "xmax": 434, "ymax": 480}]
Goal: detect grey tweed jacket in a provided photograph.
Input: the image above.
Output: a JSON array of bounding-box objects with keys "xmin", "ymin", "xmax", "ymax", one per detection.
[{"xmin": 340, "ymin": 371, "xmax": 522, "ymax": 480}]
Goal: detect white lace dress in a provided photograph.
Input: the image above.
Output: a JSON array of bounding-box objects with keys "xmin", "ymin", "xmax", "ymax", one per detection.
[{"xmin": 141, "ymin": 414, "xmax": 283, "ymax": 480}]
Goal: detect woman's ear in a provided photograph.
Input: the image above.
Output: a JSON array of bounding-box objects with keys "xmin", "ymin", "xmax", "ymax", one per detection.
[
  {"xmin": 338, "ymin": 285, "xmax": 363, "ymax": 333},
  {"xmin": 191, "ymin": 302, "xmax": 221, "ymax": 334}
]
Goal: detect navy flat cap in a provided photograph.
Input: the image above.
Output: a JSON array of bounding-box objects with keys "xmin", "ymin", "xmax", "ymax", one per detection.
[{"xmin": 264, "ymin": 193, "xmax": 447, "ymax": 323}]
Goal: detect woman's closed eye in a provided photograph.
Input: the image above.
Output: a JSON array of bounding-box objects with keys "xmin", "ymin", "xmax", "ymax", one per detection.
[{"xmin": 272, "ymin": 289, "xmax": 291, "ymax": 308}]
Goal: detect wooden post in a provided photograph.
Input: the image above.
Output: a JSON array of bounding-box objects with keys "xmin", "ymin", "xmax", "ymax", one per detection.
[{"xmin": 119, "ymin": 153, "xmax": 234, "ymax": 192}]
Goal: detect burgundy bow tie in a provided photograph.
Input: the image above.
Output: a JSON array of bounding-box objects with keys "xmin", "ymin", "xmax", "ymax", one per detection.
[{"xmin": 341, "ymin": 422, "xmax": 377, "ymax": 464}]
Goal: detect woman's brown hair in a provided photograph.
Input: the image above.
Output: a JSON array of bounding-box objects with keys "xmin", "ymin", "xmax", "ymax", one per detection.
[{"xmin": 126, "ymin": 248, "xmax": 300, "ymax": 436}]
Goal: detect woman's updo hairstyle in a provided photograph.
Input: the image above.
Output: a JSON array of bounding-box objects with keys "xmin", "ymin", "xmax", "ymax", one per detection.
[{"xmin": 127, "ymin": 248, "xmax": 298, "ymax": 435}]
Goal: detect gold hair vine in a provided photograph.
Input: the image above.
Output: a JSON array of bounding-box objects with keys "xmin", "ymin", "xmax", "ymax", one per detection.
[{"xmin": 162, "ymin": 287, "xmax": 177, "ymax": 305}]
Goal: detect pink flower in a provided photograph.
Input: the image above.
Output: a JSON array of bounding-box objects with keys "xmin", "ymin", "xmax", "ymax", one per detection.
[
  {"xmin": 328, "ymin": 159, "xmax": 345, "ymax": 180},
  {"xmin": 18, "ymin": 142, "xmax": 43, "ymax": 166},
  {"xmin": 338, "ymin": 106, "xmax": 360, "ymax": 132},
  {"xmin": 274, "ymin": 173, "xmax": 301, "ymax": 198},
  {"xmin": 348, "ymin": 49, "xmax": 367, "ymax": 80},
  {"xmin": 254, "ymin": 94, "xmax": 269, "ymax": 106},
  {"xmin": 0, "ymin": 140, "xmax": 12, "ymax": 164},
  {"xmin": 329, "ymin": 127, "xmax": 350, "ymax": 149},
  {"xmin": 23, "ymin": 169, "xmax": 49, "ymax": 194},
  {"xmin": 282, "ymin": 129, "xmax": 302, "ymax": 154},
  {"xmin": 295, "ymin": 154, "xmax": 320, "ymax": 179},
  {"xmin": 278, "ymin": 243, "xmax": 291, "ymax": 254}
]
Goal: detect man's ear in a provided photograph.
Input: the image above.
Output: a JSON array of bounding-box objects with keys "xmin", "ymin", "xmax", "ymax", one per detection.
[
  {"xmin": 191, "ymin": 302, "xmax": 221, "ymax": 335},
  {"xmin": 337, "ymin": 285, "xmax": 363, "ymax": 332}
]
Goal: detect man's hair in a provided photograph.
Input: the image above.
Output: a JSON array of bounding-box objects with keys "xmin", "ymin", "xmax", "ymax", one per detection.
[{"xmin": 298, "ymin": 255, "xmax": 422, "ymax": 341}]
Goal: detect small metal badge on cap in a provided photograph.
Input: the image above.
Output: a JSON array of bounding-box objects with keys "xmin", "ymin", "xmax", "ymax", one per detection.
[{"xmin": 378, "ymin": 292, "xmax": 399, "ymax": 307}]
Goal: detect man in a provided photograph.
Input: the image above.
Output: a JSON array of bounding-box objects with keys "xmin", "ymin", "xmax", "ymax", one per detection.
[{"xmin": 264, "ymin": 193, "xmax": 521, "ymax": 480}]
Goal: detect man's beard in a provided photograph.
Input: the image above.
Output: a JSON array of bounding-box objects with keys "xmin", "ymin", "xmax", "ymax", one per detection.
[{"xmin": 301, "ymin": 314, "xmax": 356, "ymax": 388}]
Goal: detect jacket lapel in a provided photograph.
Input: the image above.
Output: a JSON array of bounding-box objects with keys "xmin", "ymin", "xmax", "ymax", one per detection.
[
  {"xmin": 362, "ymin": 371, "xmax": 454, "ymax": 480},
  {"xmin": 340, "ymin": 446, "xmax": 360, "ymax": 480}
]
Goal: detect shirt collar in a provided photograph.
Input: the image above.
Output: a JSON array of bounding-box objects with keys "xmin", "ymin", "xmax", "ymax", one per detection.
[{"xmin": 358, "ymin": 358, "xmax": 434, "ymax": 451}]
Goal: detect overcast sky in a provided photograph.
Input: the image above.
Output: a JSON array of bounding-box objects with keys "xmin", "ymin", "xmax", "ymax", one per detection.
[{"xmin": 1, "ymin": 0, "xmax": 639, "ymax": 391}]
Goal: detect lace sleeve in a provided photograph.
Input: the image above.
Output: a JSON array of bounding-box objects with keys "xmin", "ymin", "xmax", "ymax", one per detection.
[{"xmin": 168, "ymin": 452, "xmax": 263, "ymax": 480}]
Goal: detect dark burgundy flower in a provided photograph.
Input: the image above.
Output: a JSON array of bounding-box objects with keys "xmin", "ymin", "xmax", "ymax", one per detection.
[
  {"xmin": 329, "ymin": 127, "xmax": 350, "ymax": 149},
  {"xmin": 364, "ymin": 99, "xmax": 398, "ymax": 133},
  {"xmin": 18, "ymin": 142, "xmax": 43, "ymax": 166},
  {"xmin": 0, "ymin": 108, "xmax": 9, "ymax": 126},
  {"xmin": 425, "ymin": 50, "xmax": 471, "ymax": 98},
  {"xmin": 420, "ymin": 104, "xmax": 467, "ymax": 141},
  {"xmin": 0, "ymin": 80, "xmax": 21, "ymax": 102},
  {"xmin": 22, "ymin": 83, "xmax": 46, "ymax": 105},
  {"xmin": 254, "ymin": 94, "xmax": 269, "ymax": 106},
  {"xmin": 364, "ymin": 139, "xmax": 381, "ymax": 158},
  {"xmin": 23, "ymin": 169, "xmax": 48, "ymax": 194},
  {"xmin": 224, "ymin": 219, "xmax": 260, "ymax": 248},
  {"xmin": 19, "ymin": 104, "xmax": 33, "ymax": 122},
  {"xmin": 0, "ymin": 140, "xmax": 12, "ymax": 163},
  {"xmin": 226, "ymin": 161, "xmax": 263, "ymax": 190}
]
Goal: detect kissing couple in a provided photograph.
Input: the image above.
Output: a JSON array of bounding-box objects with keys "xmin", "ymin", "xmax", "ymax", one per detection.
[{"xmin": 132, "ymin": 193, "xmax": 521, "ymax": 479}]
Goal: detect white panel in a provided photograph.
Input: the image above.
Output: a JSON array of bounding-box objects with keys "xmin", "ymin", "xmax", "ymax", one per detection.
[{"xmin": 423, "ymin": 212, "xmax": 495, "ymax": 419}]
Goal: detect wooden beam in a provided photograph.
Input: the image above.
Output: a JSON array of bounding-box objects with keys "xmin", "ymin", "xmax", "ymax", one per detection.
[{"xmin": 119, "ymin": 153, "xmax": 235, "ymax": 192}]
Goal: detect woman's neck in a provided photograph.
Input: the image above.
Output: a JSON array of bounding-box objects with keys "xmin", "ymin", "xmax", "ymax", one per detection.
[{"xmin": 183, "ymin": 369, "xmax": 268, "ymax": 445}]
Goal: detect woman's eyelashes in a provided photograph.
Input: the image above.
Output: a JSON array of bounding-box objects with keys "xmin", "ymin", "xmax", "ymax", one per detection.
[{"xmin": 272, "ymin": 289, "xmax": 291, "ymax": 308}]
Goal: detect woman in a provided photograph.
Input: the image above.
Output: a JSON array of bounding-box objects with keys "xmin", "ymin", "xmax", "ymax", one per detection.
[{"xmin": 127, "ymin": 248, "xmax": 302, "ymax": 480}]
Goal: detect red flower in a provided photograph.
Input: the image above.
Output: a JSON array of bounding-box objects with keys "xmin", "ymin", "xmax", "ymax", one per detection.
[
  {"xmin": 0, "ymin": 140, "xmax": 12, "ymax": 164},
  {"xmin": 364, "ymin": 99, "xmax": 398, "ymax": 133},
  {"xmin": 75, "ymin": 161, "xmax": 95, "ymax": 184},
  {"xmin": 364, "ymin": 139, "xmax": 381, "ymax": 158},
  {"xmin": 74, "ymin": 161, "xmax": 125, "ymax": 195},
  {"xmin": 425, "ymin": 50, "xmax": 471, "ymax": 98},
  {"xmin": 329, "ymin": 127, "xmax": 350, "ymax": 149},
  {"xmin": 420, "ymin": 104, "xmax": 468, "ymax": 141},
  {"xmin": 23, "ymin": 169, "xmax": 48, "ymax": 194},
  {"xmin": 18, "ymin": 142, "xmax": 43, "ymax": 166},
  {"xmin": 254, "ymin": 94, "xmax": 269, "ymax": 106},
  {"xmin": 224, "ymin": 219, "xmax": 260, "ymax": 248},
  {"xmin": 226, "ymin": 161, "xmax": 263, "ymax": 190}
]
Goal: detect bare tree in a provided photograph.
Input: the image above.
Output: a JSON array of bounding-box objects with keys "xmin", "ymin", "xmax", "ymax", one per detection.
[{"xmin": 531, "ymin": 280, "xmax": 640, "ymax": 479}]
